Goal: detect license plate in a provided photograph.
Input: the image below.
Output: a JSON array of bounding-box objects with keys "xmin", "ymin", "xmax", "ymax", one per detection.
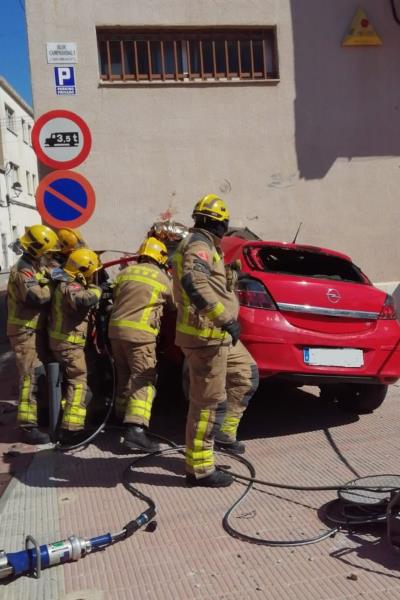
[{"xmin": 303, "ymin": 348, "xmax": 364, "ymax": 368}]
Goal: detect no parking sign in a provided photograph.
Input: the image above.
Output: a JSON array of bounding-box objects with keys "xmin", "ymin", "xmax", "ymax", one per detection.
[{"xmin": 35, "ymin": 171, "xmax": 95, "ymax": 229}]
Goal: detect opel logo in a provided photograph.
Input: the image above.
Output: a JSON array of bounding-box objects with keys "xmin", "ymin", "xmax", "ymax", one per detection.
[{"xmin": 327, "ymin": 288, "xmax": 341, "ymax": 304}]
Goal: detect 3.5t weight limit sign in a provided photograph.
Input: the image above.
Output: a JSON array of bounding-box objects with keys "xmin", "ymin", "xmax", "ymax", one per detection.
[{"xmin": 32, "ymin": 109, "xmax": 91, "ymax": 169}]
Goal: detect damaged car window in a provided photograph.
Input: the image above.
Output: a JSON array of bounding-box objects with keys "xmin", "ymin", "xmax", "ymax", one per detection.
[{"xmin": 251, "ymin": 247, "xmax": 366, "ymax": 283}]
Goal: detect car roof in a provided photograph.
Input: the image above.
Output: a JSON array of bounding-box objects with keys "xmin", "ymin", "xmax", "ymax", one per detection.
[{"xmin": 223, "ymin": 236, "xmax": 353, "ymax": 262}]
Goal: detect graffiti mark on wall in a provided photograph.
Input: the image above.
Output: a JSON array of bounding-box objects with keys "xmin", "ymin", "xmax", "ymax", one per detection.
[{"xmin": 219, "ymin": 179, "xmax": 232, "ymax": 194}]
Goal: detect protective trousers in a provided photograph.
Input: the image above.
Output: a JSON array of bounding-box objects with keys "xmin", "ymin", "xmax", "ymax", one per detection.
[
  {"xmin": 183, "ymin": 340, "xmax": 259, "ymax": 479},
  {"xmin": 9, "ymin": 330, "xmax": 48, "ymax": 427},
  {"xmin": 52, "ymin": 345, "xmax": 87, "ymax": 431},
  {"xmin": 110, "ymin": 340, "xmax": 157, "ymax": 427}
]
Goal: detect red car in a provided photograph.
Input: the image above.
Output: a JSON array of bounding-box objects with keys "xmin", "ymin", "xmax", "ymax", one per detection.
[
  {"xmin": 221, "ymin": 232, "xmax": 400, "ymax": 413},
  {"xmin": 101, "ymin": 229, "xmax": 400, "ymax": 414}
]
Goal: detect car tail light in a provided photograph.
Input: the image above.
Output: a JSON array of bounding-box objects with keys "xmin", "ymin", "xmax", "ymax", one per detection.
[
  {"xmin": 379, "ymin": 294, "xmax": 397, "ymax": 320},
  {"xmin": 236, "ymin": 277, "xmax": 276, "ymax": 310}
]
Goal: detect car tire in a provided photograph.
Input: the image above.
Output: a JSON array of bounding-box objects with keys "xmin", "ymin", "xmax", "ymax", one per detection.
[{"xmin": 320, "ymin": 383, "xmax": 388, "ymax": 414}]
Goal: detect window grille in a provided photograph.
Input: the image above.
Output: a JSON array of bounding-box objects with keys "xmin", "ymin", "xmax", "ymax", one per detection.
[
  {"xmin": 97, "ymin": 28, "xmax": 278, "ymax": 83},
  {"xmin": 8, "ymin": 162, "xmax": 19, "ymax": 186},
  {"xmin": 22, "ymin": 119, "xmax": 29, "ymax": 144},
  {"xmin": 5, "ymin": 105, "xmax": 16, "ymax": 133},
  {"xmin": 26, "ymin": 171, "xmax": 32, "ymax": 195}
]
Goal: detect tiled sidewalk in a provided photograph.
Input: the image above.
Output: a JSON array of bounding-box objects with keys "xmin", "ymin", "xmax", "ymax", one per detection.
[{"xmin": 1, "ymin": 362, "xmax": 400, "ymax": 598}]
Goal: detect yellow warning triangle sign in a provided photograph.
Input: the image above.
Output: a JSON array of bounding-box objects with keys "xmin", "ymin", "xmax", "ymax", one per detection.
[{"xmin": 342, "ymin": 8, "xmax": 382, "ymax": 47}]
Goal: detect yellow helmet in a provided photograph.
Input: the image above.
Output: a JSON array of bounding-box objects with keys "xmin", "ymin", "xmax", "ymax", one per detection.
[
  {"xmin": 19, "ymin": 225, "xmax": 60, "ymax": 258},
  {"xmin": 57, "ymin": 228, "xmax": 86, "ymax": 255},
  {"xmin": 192, "ymin": 194, "xmax": 230, "ymax": 222},
  {"xmin": 64, "ymin": 248, "xmax": 101, "ymax": 279},
  {"xmin": 138, "ymin": 236, "xmax": 168, "ymax": 266}
]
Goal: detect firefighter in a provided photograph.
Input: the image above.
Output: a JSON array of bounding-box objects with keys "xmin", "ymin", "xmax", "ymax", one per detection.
[
  {"xmin": 7, "ymin": 224, "xmax": 61, "ymax": 444},
  {"xmin": 49, "ymin": 227, "xmax": 87, "ymax": 269},
  {"xmin": 108, "ymin": 236, "xmax": 173, "ymax": 452},
  {"xmin": 171, "ymin": 194, "xmax": 259, "ymax": 488},
  {"xmin": 57, "ymin": 228, "xmax": 87, "ymax": 256},
  {"xmin": 48, "ymin": 248, "xmax": 102, "ymax": 443}
]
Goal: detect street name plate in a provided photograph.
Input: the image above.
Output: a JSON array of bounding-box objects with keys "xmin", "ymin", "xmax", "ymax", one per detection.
[{"xmin": 47, "ymin": 42, "xmax": 77, "ymax": 64}]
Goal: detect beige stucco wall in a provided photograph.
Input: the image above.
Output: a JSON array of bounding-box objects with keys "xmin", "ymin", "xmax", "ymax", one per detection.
[{"xmin": 25, "ymin": 0, "xmax": 400, "ymax": 281}]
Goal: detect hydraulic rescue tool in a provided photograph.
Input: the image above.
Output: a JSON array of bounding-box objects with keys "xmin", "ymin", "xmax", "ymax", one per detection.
[{"xmin": 0, "ymin": 509, "xmax": 155, "ymax": 580}]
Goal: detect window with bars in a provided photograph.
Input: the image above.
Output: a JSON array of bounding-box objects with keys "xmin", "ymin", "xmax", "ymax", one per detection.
[
  {"xmin": 26, "ymin": 171, "xmax": 32, "ymax": 195},
  {"xmin": 5, "ymin": 104, "xmax": 16, "ymax": 133},
  {"xmin": 22, "ymin": 119, "xmax": 29, "ymax": 144},
  {"xmin": 97, "ymin": 28, "xmax": 278, "ymax": 83},
  {"xmin": 8, "ymin": 162, "xmax": 19, "ymax": 186}
]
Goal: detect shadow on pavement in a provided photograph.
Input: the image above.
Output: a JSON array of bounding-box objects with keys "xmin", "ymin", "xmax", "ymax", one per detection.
[
  {"xmin": 5, "ymin": 376, "xmax": 360, "ymax": 492},
  {"xmin": 0, "ymin": 401, "xmax": 20, "ymax": 444},
  {"xmin": 239, "ymin": 380, "xmax": 359, "ymax": 440},
  {"xmin": 330, "ymin": 531, "xmax": 400, "ymax": 578},
  {"xmin": 1, "ymin": 375, "xmax": 361, "ymax": 490},
  {"xmin": 3, "ymin": 440, "xmax": 186, "ymax": 489}
]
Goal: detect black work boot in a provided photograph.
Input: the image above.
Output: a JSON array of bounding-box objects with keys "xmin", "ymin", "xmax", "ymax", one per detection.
[
  {"xmin": 215, "ymin": 438, "xmax": 246, "ymax": 455},
  {"xmin": 122, "ymin": 426, "xmax": 160, "ymax": 452},
  {"xmin": 21, "ymin": 427, "xmax": 51, "ymax": 445},
  {"xmin": 186, "ymin": 470, "xmax": 233, "ymax": 488},
  {"xmin": 57, "ymin": 428, "xmax": 85, "ymax": 446}
]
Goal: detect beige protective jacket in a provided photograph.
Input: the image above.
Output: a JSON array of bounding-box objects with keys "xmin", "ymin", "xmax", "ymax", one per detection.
[
  {"xmin": 7, "ymin": 256, "xmax": 52, "ymax": 336},
  {"xmin": 171, "ymin": 228, "xmax": 239, "ymax": 348},
  {"xmin": 108, "ymin": 262, "xmax": 173, "ymax": 343},
  {"xmin": 48, "ymin": 281, "xmax": 101, "ymax": 347}
]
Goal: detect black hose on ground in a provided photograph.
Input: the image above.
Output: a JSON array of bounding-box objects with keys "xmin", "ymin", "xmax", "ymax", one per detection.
[
  {"xmin": 123, "ymin": 441, "xmax": 398, "ymax": 548},
  {"xmin": 56, "ymin": 430, "xmax": 400, "ymax": 548},
  {"xmin": 218, "ymin": 452, "xmax": 339, "ymax": 547},
  {"xmin": 55, "ymin": 393, "xmax": 400, "ymax": 549},
  {"xmin": 216, "ymin": 467, "xmax": 400, "ymax": 494}
]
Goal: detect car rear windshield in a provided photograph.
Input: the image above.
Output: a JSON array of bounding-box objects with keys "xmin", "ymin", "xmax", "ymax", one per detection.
[{"xmin": 250, "ymin": 247, "xmax": 365, "ymax": 283}]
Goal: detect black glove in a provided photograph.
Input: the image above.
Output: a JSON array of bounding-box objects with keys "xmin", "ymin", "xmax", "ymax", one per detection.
[
  {"xmin": 100, "ymin": 281, "xmax": 112, "ymax": 292},
  {"xmin": 222, "ymin": 319, "xmax": 241, "ymax": 346}
]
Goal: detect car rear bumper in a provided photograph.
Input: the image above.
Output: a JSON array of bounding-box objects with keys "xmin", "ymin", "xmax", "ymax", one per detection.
[
  {"xmin": 240, "ymin": 309, "xmax": 400, "ymax": 384},
  {"xmin": 271, "ymin": 373, "xmax": 381, "ymax": 386}
]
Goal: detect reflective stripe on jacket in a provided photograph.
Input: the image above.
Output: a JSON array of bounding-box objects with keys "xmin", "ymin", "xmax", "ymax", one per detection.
[
  {"xmin": 6, "ymin": 256, "xmax": 52, "ymax": 336},
  {"xmin": 48, "ymin": 281, "xmax": 101, "ymax": 347},
  {"xmin": 171, "ymin": 228, "xmax": 239, "ymax": 348},
  {"xmin": 108, "ymin": 262, "xmax": 173, "ymax": 343}
]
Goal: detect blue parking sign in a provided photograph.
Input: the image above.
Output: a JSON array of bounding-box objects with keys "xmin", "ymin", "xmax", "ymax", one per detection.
[{"xmin": 54, "ymin": 66, "xmax": 76, "ymax": 95}]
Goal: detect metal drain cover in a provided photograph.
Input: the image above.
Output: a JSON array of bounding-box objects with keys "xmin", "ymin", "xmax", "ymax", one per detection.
[{"xmin": 339, "ymin": 474, "xmax": 400, "ymax": 506}]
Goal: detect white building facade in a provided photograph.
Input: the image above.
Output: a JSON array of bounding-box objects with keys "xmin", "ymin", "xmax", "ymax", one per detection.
[{"xmin": 0, "ymin": 77, "xmax": 39, "ymax": 276}]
